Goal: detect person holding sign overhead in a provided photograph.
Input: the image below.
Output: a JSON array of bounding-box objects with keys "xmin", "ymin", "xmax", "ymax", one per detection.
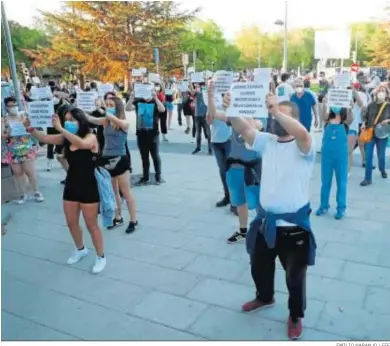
[
  {"xmin": 315, "ymin": 106, "xmax": 352, "ymax": 220},
  {"xmin": 133, "ymin": 84, "xmax": 166, "ymax": 186},
  {"xmin": 222, "ymin": 91, "xmax": 316, "ymax": 340},
  {"xmin": 2, "ymin": 97, "xmax": 44, "ymax": 204},
  {"xmin": 87, "ymin": 97, "xmax": 138, "ymax": 234}
]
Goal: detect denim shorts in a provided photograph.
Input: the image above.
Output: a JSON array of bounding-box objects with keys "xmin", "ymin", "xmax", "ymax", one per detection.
[
  {"xmin": 166, "ymin": 102, "xmax": 174, "ymax": 111},
  {"xmin": 226, "ymin": 166, "xmax": 260, "ymax": 209},
  {"xmin": 348, "ymin": 129, "xmax": 358, "ymax": 136}
]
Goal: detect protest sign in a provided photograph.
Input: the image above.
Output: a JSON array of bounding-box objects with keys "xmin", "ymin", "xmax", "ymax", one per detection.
[
  {"xmin": 165, "ymin": 89, "xmax": 173, "ymax": 96},
  {"xmin": 214, "ymin": 71, "xmax": 234, "ymax": 94},
  {"xmin": 132, "ymin": 69, "xmax": 142, "ymax": 77},
  {"xmin": 187, "ymin": 67, "xmax": 195, "ymax": 74},
  {"xmin": 254, "ymin": 68, "xmax": 272, "ymax": 82},
  {"xmin": 191, "ymin": 72, "xmax": 204, "ymax": 83},
  {"xmin": 98, "ymin": 83, "xmax": 114, "ymax": 97},
  {"xmin": 134, "ymin": 84, "xmax": 153, "ymax": 99},
  {"xmin": 328, "ymin": 88, "xmax": 352, "ymax": 108},
  {"xmin": 333, "ymin": 73, "xmax": 351, "ymax": 88},
  {"xmin": 32, "ymin": 76, "xmax": 40, "ymax": 85},
  {"xmin": 226, "ymin": 82, "xmax": 268, "ymax": 118},
  {"xmin": 179, "ymin": 81, "xmax": 189, "ymax": 92},
  {"xmin": 28, "ymin": 101, "xmax": 55, "ymax": 128},
  {"xmin": 77, "ymin": 91, "xmax": 98, "ymax": 112},
  {"xmin": 205, "ymin": 70, "xmax": 214, "ymax": 79},
  {"xmin": 140, "ymin": 67, "xmax": 147, "ymax": 74},
  {"xmin": 148, "ymin": 73, "xmax": 161, "ymax": 83},
  {"xmin": 9, "ymin": 122, "xmax": 28, "ymax": 137},
  {"xmin": 31, "ymin": 86, "xmax": 52, "ymax": 100}
]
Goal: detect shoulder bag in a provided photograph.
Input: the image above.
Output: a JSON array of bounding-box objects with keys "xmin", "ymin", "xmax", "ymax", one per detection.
[{"xmin": 359, "ymin": 102, "xmax": 387, "ymax": 143}]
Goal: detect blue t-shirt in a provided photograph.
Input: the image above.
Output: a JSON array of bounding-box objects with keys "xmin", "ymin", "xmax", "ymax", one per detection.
[
  {"xmin": 291, "ymin": 92, "xmax": 316, "ymax": 131},
  {"xmin": 194, "ymin": 91, "xmax": 207, "ymax": 117}
]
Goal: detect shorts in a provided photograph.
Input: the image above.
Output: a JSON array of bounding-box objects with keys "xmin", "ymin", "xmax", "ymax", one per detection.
[
  {"xmin": 348, "ymin": 129, "xmax": 358, "ymax": 136},
  {"xmin": 226, "ymin": 166, "xmax": 260, "ymax": 209},
  {"xmin": 63, "ymin": 177, "xmax": 99, "ymax": 204},
  {"xmin": 183, "ymin": 102, "xmax": 193, "ymax": 116},
  {"xmin": 166, "ymin": 102, "xmax": 174, "ymax": 111},
  {"xmin": 102, "ymin": 155, "xmax": 130, "ymax": 178},
  {"xmin": 55, "ymin": 145, "xmax": 64, "ymax": 155}
]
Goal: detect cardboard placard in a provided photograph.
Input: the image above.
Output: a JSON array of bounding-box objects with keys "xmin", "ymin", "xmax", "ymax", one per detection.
[
  {"xmin": 31, "ymin": 86, "xmax": 52, "ymax": 100},
  {"xmin": 8, "ymin": 121, "xmax": 28, "ymax": 137},
  {"xmin": 165, "ymin": 89, "xmax": 173, "ymax": 96},
  {"xmin": 179, "ymin": 81, "xmax": 189, "ymax": 92},
  {"xmin": 148, "ymin": 73, "xmax": 161, "ymax": 84},
  {"xmin": 98, "ymin": 83, "xmax": 114, "ymax": 97},
  {"xmin": 191, "ymin": 72, "xmax": 204, "ymax": 83},
  {"xmin": 132, "ymin": 69, "xmax": 142, "ymax": 77},
  {"xmin": 328, "ymin": 88, "xmax": 353, "ymax": 108},
  {"xmin": 226, "ymin": 82, "xmax": 268, "ymax": 118},
  {"xmin": 214, "ymin": 71, "xmax": 234, "ymax": 94},
  {"xmin": 28, "ymin": 101, "xmax": 55, "ymax": 128},
  {"xmin": 134, "ymin": 84, "xmax": 153, "ymax": 99},
  {"xmin": 77, "ymin": 91, "xmax": 98, "ymax": 112},
  {"xmin": 333, "ymin": 73, "xmax": 351, "ymax": 89}
]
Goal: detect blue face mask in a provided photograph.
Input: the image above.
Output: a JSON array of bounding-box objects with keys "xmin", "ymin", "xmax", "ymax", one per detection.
[
  {"xmin": 64, "ymin": 121, "xmax": 79, "ymax": 134},
  {"xmin": 330, "ymin": 107, "xmax": 342, "ymax": 115},
  {"xmin": 107, "ymin": 107, "xmax": 116, "ymax": 115}
]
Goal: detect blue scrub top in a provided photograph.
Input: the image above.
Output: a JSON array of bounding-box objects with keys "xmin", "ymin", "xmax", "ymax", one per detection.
[{"xmin": 291, "ymin": 92, "xmax": 316, "ymax": 131}]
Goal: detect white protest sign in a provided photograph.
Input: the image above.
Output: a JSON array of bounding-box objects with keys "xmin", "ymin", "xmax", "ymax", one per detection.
[
  {"xmin": 140, "ymin": 67, "xmax": 147, "ymax": 74},
  {"xmin": 32, "ymin": 76, "xmax": 40, "ymax": 85},
  {"xmin": 165, "ymin": 89, "xmax": 173, "ymax": 96},
  {"xmin": 328, "ymin": 88, "xmax": 353, "ymax": 108},
  {"xmin": 31, "ymin": 86, "xmax": 52, "ymax": 100},
  {"xmin": 179, "ymin": 81, "xmax": 189, "ymax": 92},
  {"xmin": 191, "ymin": 72, "xmax": 204, "ymax": 83},
  {"xmin": 253, "ymin": 68, "xmax": 272, "ymax": 83},
  {"xmin": 333, "ymin": 73, "xmax": 351, "ymax": 88},
  {"xmin": 214, "ymin": 71, "xmax": 234, "ymax": 94},
  {"xmin": 28, "ymin": 101, "xmax": 55, "ymax": 128},
  {"xmin": 98, "ymin": 83, "xmax": 114, "ymax": 97},
  {"xmin": 187, "ymin": 66, "xmax": 195, "ymax": 74},
  {"xmin": 9, "ymin": 122, "xmax": 28, "ymax": 137},
  {"xmin": 205, "ymin": 70, "xmax": 214, "ymax": 79},
  {"xmin": 148, "ymin": 73, "xmax": 161, "ymax": 83},
  {"xmin": 134, "ymin": 84, "xmax": 153, "ymax": 99},
  {"xmin": 132, "ymin": 69, "xmax": 142, "ymax": 77},
  {"xmin": 77, "ymin": 91, "xmax": 98, "ymax": 112},
  {"xmin": 226, "ymin": 82, "xmax": 268, "ymax": 118}
]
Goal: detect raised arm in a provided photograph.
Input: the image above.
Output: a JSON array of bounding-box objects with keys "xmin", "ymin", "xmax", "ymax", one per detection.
[
  {"xmin": 23, "ymin": 117, "xmax": 64, "ymax": 145},
  {"xmin": 106, "ymin": 113, "xmax": 129, "ymax": 131}
]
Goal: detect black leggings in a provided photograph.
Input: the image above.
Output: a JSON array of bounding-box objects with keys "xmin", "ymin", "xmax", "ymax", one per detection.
[
  {"xmin": 251, "ymin": 227, "xmax": 309, "ymax": 319},
  {"xmin": 195, "ymin": 117, "xmax": 211, "ymax": 149},
  {"xmin": 159, "ymin": 111, "xmax": 168, "ymax": 135},
  {"xmin": 137, "ymin": 134, "xmax": 161, "ymax": 180},
  {"xmin": 47, "ymin": 127, "xmax": 58, "ymax": 160}
]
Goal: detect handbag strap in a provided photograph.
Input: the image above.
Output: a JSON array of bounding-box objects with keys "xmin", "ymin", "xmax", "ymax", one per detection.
[{"xmin": 373, "ymin": 102, "xmax": 388, "ymax": 126}]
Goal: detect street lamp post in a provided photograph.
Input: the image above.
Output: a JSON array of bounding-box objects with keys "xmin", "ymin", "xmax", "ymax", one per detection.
[
  {"xmin": 275, "ymin": 0, "xmax": 288, "ymax": 73},
  {"xmin": 1, "ymin": 1, "xmax": 23, "ymax": 110}
]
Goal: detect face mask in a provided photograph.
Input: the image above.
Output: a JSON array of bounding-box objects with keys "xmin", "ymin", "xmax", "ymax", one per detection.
[
  {"xmin": 53, "ymin": 97, "xmax": 60, "ymax": 106},
  {"xmin": 7, "ymin": 106, "xmax": 18, "ymax": 116},
  {"xmin": 107, "ymin": 107, "xmax": 116, "ymax": 115},
  {"xmin": 377, "ymin": 92, "xmax": 386, "ymax": 102},
  {"xmin": 296, "ymin": 87, "xmax": 303, "ymax": 94},
  {"xmin": 64, "ymin": 121, "xmax": 79, "ymax": 134},
  {"xmin": 155, "ymin": 86, "xmax": 161, "ymax": 92},
  {"xmin": 271, "ymin": 119, "xmax": 289, "ymax": 137},
  {"xmin": 330, "ymin": 106, "xmax": 342, "ymax": 114}
]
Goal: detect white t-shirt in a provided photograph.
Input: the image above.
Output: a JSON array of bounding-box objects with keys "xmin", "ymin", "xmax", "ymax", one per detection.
[
  {"xmin": 350, "ymin": 91, "xmax": 369, "ymax": 132},
  {"xmin": 276, "ymin": 82, "xmax": 294, "ymax": 102},
  {"xmin": 251, "ymin": 132, "xmax": 315, "ymax": 226}
]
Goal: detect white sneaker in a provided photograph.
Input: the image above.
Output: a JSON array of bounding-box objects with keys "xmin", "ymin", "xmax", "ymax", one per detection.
[
  {"xmin": 46, "ymin": 160, "xmax": 53, "ymax": 171},
  {"xmin": 33, "ymin": 191, "xmax": 44, "ymax": 202},
  {"xmin": 17, "ymin": 194, "xmax": 29, "ymax": 205},
  {"xmin": 67, "ymin": 247, "xmax": 89, "ymax": 265},
  {"xmin": 92, "ymin": 256, "xmax": 106, "ymax": 274}
]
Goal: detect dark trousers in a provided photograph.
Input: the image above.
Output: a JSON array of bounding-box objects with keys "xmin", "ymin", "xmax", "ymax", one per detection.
[
  {"xmin": 212, "ymin": 140, "xmax": 231, "ymax": 197},
  {"xmin": 177, "ymin": 103, "xmax": 183, "ymax": 125},
  {"xmin": 159, "ymin": 111, "xmax": 168, "ymax": 135},
  {"xmin": 251, "ymin": 227, "xmax": 309, "ymax": 319},
  {"xmin": 137, "ymin": 134, "xmax": 161, "ymax": 180},
  {"xmin": 47, "ymin": 127, "xmax": 58, "ymax": 159},
  {"xmin": 195, "ymin": 117, "xmax": 211, "ymax": 149}
]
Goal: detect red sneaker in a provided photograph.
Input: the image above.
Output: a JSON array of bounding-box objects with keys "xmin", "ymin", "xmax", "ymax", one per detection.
[
  {"xmin": 241, "ymin": 298, "xmax": 275, "ymax": 313},
  {"xmin": 287, "ymin": 316, "xmax": 303, "ymax": 340}
]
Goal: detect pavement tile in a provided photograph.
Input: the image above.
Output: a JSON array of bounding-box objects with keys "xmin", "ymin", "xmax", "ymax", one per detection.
[{"xmin": 340, "ymin": 261, "xmax": 390, "ymax": 289}]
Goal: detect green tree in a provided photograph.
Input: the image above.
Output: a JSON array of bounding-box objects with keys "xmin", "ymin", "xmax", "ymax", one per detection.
[{"xmin": 235, "ymin": 25, "xmax": 262, "ymax": 68}]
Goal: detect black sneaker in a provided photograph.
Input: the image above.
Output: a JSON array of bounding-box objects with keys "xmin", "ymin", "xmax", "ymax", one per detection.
[
  {"xmin": 126, "ymin": 221, "xmax": 138, "ymax": 234},
  {"xmin": 230, "ymin": 205, "xmax": 238, "ymax": 216},
  {"xmin": 360, "ymin": 180, "xmax": 372, "ymax": 186},
  {"xmin": 135, "ymin": 178, "xmax": 149, "ymax": 186},
  {"xmin": 107, "ymin": 217, "xmax": 124, "ymax": 230},
  {"xmin": 60, "ymin": 179, "xmax": 66, "ymax": 185},
  {"xmin": 216, "ymin": 196, "xmax": 230, "ymax": 208},
  {"xmin": 227, "ymin": 231, "xmax": 246, "ymax": 244},
  {"xmin": 192, "ymin": 148, "xmax": 201, "ymax": 155},
  {"xmin": 381, "ymin": 171, "xmax": 388, "ymax": 179},
  {"xmin": 185, "ymin": 127, "xmax": 190, "ymax": 134},
  {"xmin": 208, "ymin": 148, "xmax": 212, "ymax": 156}
]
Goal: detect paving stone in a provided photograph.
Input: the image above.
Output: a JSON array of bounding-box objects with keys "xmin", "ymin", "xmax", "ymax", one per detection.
[
  {"xmin": 365, "ymin": 287, "xmax": 390, "ymax": 313},
  {"xmin": 189, "ymin": 306, "xmax": 288, "ymax": 340},
  {"xmin": 340, "ymin": 262, "xmax": 390, "ymax": 289},
  {"xmin": 129, "ymin": 228, "xmax": 192, "ymax": 248},
  {"xmin": 309, "ymin": 256, "xmax": 345, "ymax": 279},
  {"xmin": 132, "ymin": 291, "xmax": 207, "ymax": 330},
  {"xmin": 184, "ymin": 254, "xmax": 247, "ymax": 281},
  {"xmin": 2, "ymin": 312, "xmax": 80, "ymax": 341},
  {"xmin": 2, "ymin": 275, "xmax": 202, "ymax": 340},
  {"xmin": 315, "ymin": 303, "xmax": 390, "ymax": 340},
  {"xmin": 180, "ymin": 235, "xmax": 234, "ymax": 259}
]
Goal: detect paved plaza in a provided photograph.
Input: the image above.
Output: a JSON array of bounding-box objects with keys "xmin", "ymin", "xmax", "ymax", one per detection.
[{"xmin": 2, "ymin": 117, "xmax": 390, "ymax": 341}]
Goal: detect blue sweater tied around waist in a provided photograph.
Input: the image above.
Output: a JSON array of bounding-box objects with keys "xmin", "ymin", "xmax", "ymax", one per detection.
[{"xmin": 246, "ymin": 203, "xmax": 317, "ymax": 266}]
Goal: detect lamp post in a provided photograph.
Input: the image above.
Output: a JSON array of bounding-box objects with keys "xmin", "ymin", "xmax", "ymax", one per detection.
[{"xmin": 274, "ymin": 0, "xmax": 288, "ymax": 72}]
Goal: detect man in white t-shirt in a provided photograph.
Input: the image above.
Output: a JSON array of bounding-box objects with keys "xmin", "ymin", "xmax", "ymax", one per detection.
[
  {"xmin": 223, "ymin": 92, "xmax": 316, "ymax": 340},
  {"xmin": 275, "ymin": 73, "xmax": 294, "ymax": 102}
]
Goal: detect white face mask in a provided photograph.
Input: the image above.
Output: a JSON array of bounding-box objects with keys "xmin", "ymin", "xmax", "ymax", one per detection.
[
  {"xmin": 155, "ymin": 86, "xmax": 161, "ymax": 92},
  {"xmin": 377, "ymin": 92, "xmax": 386, "ymax": 102},
  {"xmin": 7, "ymin": 106, "xmax": 18, "ymax": 115},
  {"xmin": 53, "ymin": 97, "xmax": 60, "ymax": 105},
  {"xmin": 296, "ymin": 87, "xmax": 303, "ymax": 94}
]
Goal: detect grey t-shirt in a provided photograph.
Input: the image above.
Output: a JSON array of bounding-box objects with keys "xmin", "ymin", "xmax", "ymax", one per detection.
[{"xmin": 194, "ymin": 91, "xmax": 207, "ymax": 117}]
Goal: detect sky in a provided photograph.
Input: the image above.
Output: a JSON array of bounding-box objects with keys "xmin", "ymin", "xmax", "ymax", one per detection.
[{"xmin": 3, "ymin": 0, "xmax": 389, "ymax": 40}]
